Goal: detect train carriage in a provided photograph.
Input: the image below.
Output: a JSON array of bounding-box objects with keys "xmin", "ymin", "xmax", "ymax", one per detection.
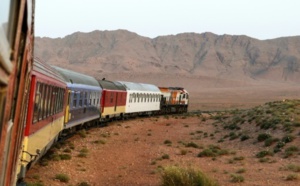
[
  {"xmin": 19, "ymin": 58, "xmax": 67, "ymax": 178},
  {"xmin": 53, "ymin": 67, "xmax": 101, "ymax": 129},
  {"xmin": 98, "ymin": 80, "xmax": 127, "ymax": 121},
  {"xmin": 159, "ymin": 87, "xmax": 189, "ymax": 113},
  {"xmin": 118, "ymin": 81, "xmax": 162, "ymax": 116},
  {"xmin": 0, "ymin": 0, "xmax": 34, "ymax": 185}
]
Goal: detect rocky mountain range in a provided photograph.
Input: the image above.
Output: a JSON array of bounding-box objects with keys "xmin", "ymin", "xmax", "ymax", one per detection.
[{"xmin": 34, "ymin": 30, "xmax": 300, "ymax": 84}]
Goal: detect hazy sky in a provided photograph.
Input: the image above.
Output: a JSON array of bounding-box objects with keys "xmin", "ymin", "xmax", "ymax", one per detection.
[{"xmin": 35, "ymin": 0, "xmax": 300, "ymax": 40}]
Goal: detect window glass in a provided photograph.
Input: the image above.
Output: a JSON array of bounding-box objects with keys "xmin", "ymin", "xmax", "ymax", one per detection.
[
  {"xmin": 33, "ymin": 82, "xmax": 40, "ymax": 123},
  {"xmin": 0, "ymin": 0, "xmax": 10, "ymax": 38},
  {"xmin": 79, "ymin": 91, "xmax": 82, "ymax": 107},
  {"xmin": 84, "ymin": 92, "xmax": 87, "ymax": 106},
  {"xmin": 52, "ymin": 87, "xmax": 57, "ymax": 113},
  {"xmin": 56, "ymin": 88, "xmax": 60, "ymax": 112},
  {"xmin": 73, "ymin": 91, "xmax": 77, "ymax": 107},
  {"xmin": 47, "ymin": 86, "xmax": 52, "ymax": 116},
  {"xmin": 44, "ymin": 85, "xmax": 49, "ymax": 118},
  {"xmin": 38, "ymin": 84, "xmax": 44, "ymax": 120}
]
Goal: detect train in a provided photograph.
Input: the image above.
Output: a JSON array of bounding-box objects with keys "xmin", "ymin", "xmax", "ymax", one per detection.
[
  {"xmin": 0, "ymin": 1, "xmax": 189, "ymax": 185},
  {"xmin": 18, "ymin": 58, "xmax": 189, "ymax": 182}
]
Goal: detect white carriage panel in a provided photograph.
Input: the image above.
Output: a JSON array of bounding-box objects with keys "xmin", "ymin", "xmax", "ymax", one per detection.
[{"xmin": 125, "ymin": 90, "xmax": 161, "ymax": 113}]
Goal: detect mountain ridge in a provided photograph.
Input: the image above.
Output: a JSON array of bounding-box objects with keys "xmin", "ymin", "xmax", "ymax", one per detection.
[{"xmin": 34, "ymin": 29, "xmax": 300, "ymax": 84}]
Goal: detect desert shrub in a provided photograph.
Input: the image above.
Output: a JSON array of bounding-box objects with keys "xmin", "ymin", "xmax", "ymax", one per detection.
[
  {"xmin": 257, "ymin": 133, "xmax": 271, "ymax": 142},
  {"xmin": 55, "ymin": 174, "xmax": 70, "ymax": 183},
  {"xmin": 93, "ymin": 139, "xmax": 106, "ymax": 144},
  {"xmin": 39, "ymin": 159, "xmax": 48, "ymax": 166},
  {"xmin": 264, "ymin": 137, "xmax": 278, "ymax": 147},
  {"xmin": 180, "ymin": 149, "xmax": 188, "ymax": 155},
  {"xmin": 63, "ymin": 148, "xmax": 72, "ymax": 153},
  {"xmin": 77, "ymin": 182, "xmax": 91, "ymax": 186},
  {"xmin": 59, "ymin": 154, "xmax": 72, "ymax": 160},
  {"xmin": 282, "ymin": 135, "xmax": 295, "ymax": 143},
  {"xmin": 160, "ymin": 166, "xmax": 218, "ymax": 186},
  {"xmin": 80, "ymin": 148, "xmax": 89, "ymax": 153},
  {"xmin": 230, "ymin": 174, "xmax": 244, "ymax": 183},
  {"xmin": 185, "ymin": 142, "xmax": 199, "ymax": 148},
  {"xmin": 236, "ymin": 168, "xmax": 246, "ymax": 174},
  {"xmin": 274, "ymin": 141, "xmax": 286, "ymax": 153},
  {"xmin": 198, "ymin": 145, "xmax": 229, "ymax": 157},
  {"xmin": 161, "ymin": 154, "xmax": 170, "ymax": 159},
  {"xmin": 285, "ymin": 146, "xmax": 299, "ymax": 152},
  {"xmin": 224, "ymin": 123, "xmax": 240, "ymax": 130},
  {"xmin": 233, "ymin": 156, "xmax": 245, "ymax": 161},
  {"xmin": 285, "ymin": 174, "xmax": 298, "ymax": 181},
  {"xmin": 77, "ymin": 148, "xmax": 88, "ymax": 158},
  {"xmin": 77, "ymin": 130, "xmax": 87, "ymax": 138},
  {"xmin": 256, "ymin": 150, "xmax": 273, "ymax": 158},
  {"xmin": 164, "ymin": 140, "xmax": 172, "ymax": 145},
  {"xmin": 49, "ymin": 153, "xmax": 61, "ymax": 161},
  {"xmin": 259, "ymin": 157, "xmax": 270, "ymax": 163},
  {"xmin": 240, "ymin": 135, "xmax": 250, "ymax": 141},
  {"xmin": 285, "ymin": 164, "xmax": 300, "ymax": 172},
  {"xmin": 229, "ymin": 132, "xmax": 238, "ymax": 140}
]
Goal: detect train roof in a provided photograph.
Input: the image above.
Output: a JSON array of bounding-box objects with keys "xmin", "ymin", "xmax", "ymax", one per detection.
[
  {"xmin": 33, "ymin": 58, "xmax": 66, "ymax": 83},
  {"xmin": 117, "ymin": 81, "xmax": 160, "ymax": 92},
  {"xmin": 52, "ymin": 66, "xmax": 99, "ymax": 87},
  {"xmin": 98, "ymin": 80, "xmax": 126, "ymax": 91}
]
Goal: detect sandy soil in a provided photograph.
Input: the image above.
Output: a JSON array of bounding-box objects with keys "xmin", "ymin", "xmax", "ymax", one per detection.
[{"xmin": 25, "ymin": 113, "xmax": 300, "ymax": 186}]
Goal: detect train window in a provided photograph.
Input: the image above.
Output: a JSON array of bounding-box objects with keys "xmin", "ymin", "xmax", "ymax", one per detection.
[
  {"xmin": 84, "ymin": 92, "xmax": 87, "ymax": 106},
  {"xmin": 89, "ymin": 91, "xmax": 92, "ymax": 105},
  {"xmin": 92, "ymin": 92, "xmax": 95, "ymax": 105},
  {"xmin": 33, "ymin": 82, "xmax": 41, "ymax": 123},
  {"xmin": 0, "ymin": 0, "xmax": 10, "ymax": 35},
  {"xmin": 59, "ymin": 88, "xmax": 65, "ymax": 111},
  {"xmin": 73, "ymin": 91, "xmax": 77, "ymax": 108},
  {"xmin": 38, "ymin": 84, "xmax": 44, "ymax": 121},
  {"xmin": 57, "ymin": 88, "xmax": 60, "ymax": 111},
  {"xmin": 47, "ymin": 86, "xmax": 52, "ymax": 116},
  {"xmin": 50, "ymin": 88, "xmax": 55, "ymax": 115},
  {"xmin": 79, "ymin": 91, "xmax": 82, "ymax": 107},
  {"xmin": 44, "ymin": 85, "xmax": 49, "ymax": 118},
  {"xmin": 129, "ymin": 94, "xmax": 131, "ymax": 103},
  {"xmin": 56, "ymin": 88, "xmax": 60, "ymax": 112},
  {"xmin": 51, "ymin": 87, "xmax": 56, "ymax": 113}
]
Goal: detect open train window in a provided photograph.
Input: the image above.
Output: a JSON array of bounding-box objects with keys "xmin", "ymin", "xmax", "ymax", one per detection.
[{"xmin": 0, "ymin": 0, "xmax": 12, "ymax": 76}]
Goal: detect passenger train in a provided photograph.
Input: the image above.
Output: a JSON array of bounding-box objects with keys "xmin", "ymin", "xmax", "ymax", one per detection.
[
  {"xmin": 0, "ymin": 0, "xmax": 189, "ymax": 185},
  {"xmin": 19, "ymin": 58, "xmax": 189, "ymax": 182}
]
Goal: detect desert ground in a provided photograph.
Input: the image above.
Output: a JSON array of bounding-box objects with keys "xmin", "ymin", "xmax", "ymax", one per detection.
[{"xmin": 24, "ymin": 77, "xmax": 300, "ymax": 186}]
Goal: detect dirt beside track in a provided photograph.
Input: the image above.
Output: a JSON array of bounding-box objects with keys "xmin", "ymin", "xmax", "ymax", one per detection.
[{"xmin": 25, "ymin": 114, "xmax": 300, "ymax": 186}]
